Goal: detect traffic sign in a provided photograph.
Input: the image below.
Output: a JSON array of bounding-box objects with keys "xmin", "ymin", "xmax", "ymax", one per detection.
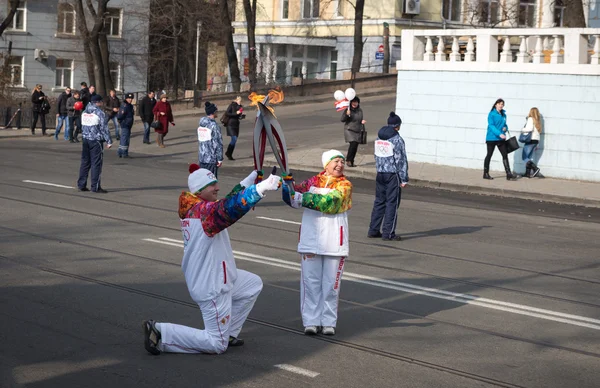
[
  {"xmin": 378, "ymin": 44, "xmax": 384, "ymax": 53},
  {"xmin": 375, "ymin": 52, "xmax": 384, "ymax": 60}
]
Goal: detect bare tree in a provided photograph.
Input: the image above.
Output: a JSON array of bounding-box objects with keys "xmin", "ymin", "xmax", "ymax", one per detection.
[
  {"xmin": 0, "ymin": 0, "xmax": 20, "ymax": 37},
  {"xmin": 242, "ymin": 0, "xmax": 258, "ymax": 89},
  {"xmin": 350, "ymin": 0, "xmax": 365, "ymax": 75},
  {"xmin": 562, "ymin": 0, "xmax": 587, "ymax": 27},
  {"xmin": 222, "ymin": 0, "xmax": 241, "ymax": 92}
]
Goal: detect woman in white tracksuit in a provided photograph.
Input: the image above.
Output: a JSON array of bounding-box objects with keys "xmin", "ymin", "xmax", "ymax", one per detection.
[
  {"xmin": 142, "ymin": 166, "xmax": 281, "ymax": 355},
  {"xmin": 282, "ymin": 150, "xmax": 353, "ymax": 336}
]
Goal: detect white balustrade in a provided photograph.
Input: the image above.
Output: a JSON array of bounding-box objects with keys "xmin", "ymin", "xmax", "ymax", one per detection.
[{"xmin": 398, "ymin": 28, "xmax": 600, "ymax": 75}]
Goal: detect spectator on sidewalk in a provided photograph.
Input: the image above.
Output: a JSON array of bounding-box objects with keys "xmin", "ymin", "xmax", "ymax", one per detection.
[
  {"xmin": 484, "ymin": 98, "xmax": 516, "ymax": 181},
  {"xmin": 368, "ymin": 112, "xmax": 408, "ymax": 242},
  {"xmin": 55, "ymin": 87, "xmax": 71, "ymax": 141},
  {"xmin": 224, "ymin": 96, "xmax": 244, "ymax": 160},
  {"xmin": 341, "ymin": 96, "xmax": 366, "ymax": 167},
  {"xmin": 117, "ymin": 93, "xmax": 135, "ymax": 158},
  {"xmin": 89, "ymin": 85, "xmax": 97, "ymax": 100},
  {"xmin": 104, "ymin": 89, "xmax": 121, "ymax": 141},
  {"xmin": 80, "ymin": 82, "xmax": 90, "ymax": 107},
  {"xmin": 77, "ymin": 95, "xmax": 112, "ymax": 193},
  {"xmin": 31, "ymin": 84, "xmax": 49, "ymax": 136},
  {"xmin": 67, "ymin": 91, "xmax": 83, "ymax": 143},
  {"xmin": 139, "ymin": 91, "xmax": 157, "ymax": 144},
  {"xmin": 521, "ymin": 107, "xmax": 543, "ymax": 178},
  {"xmin": 197, "ymin": 101, "xmax": 223, "ymax": 177},
  {"xmin": 152, "ymin": 94, "xmax": 174, "ymax": 148}
]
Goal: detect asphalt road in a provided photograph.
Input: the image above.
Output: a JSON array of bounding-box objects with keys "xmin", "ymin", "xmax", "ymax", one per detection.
[{"xmin": 1, "ymin": 99, "xmax": 599, "ymax": 388}]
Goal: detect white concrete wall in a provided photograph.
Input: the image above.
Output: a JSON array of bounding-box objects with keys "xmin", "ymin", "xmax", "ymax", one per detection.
[{"xmin": 395, "ymin": 70, "xmax": 600, "ymax": 181}]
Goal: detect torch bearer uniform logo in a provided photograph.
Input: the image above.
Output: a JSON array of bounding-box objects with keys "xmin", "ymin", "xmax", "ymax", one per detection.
[
  {"xmin": 81, "ymin": 113, "xmax": 100, "ymax": 126},
  {"xmin": 197, "ymin": 126, "xmax": 212, "ymax": 142},
  {"xmin": 374, "ymin": 140, "xmax": 393, "ymax": 158}
]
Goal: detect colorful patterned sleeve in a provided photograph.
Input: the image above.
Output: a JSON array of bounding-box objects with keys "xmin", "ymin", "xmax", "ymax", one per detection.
[
  {"xmin": 198, "ymin": 185, "xmax": 262, "ymax": 237},
  {"xmin": 301, "ymin": 179, "xmax": 352, "ymax": 215},
  {"xmin": 294, "ymin": 176, "xmax": 317, "ymax": 194}
]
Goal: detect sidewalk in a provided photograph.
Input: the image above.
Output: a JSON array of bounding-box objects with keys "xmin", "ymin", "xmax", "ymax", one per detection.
[{"xmin": 255, "ymin": 141, "xmax": 600, "ymax": 209}]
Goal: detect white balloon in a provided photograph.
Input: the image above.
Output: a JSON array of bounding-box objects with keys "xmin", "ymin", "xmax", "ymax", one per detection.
[
  {"xmin": 334, "ymin": 90, "xmax": 345, "ymax": 101},
  {"xmin": 344, "ymin": 88, "xmax": 356, "ymax": 101}
]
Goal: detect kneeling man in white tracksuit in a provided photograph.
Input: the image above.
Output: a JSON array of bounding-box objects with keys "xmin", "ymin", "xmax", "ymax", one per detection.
[
  {"xmin": 143, "ymin": 165, "xmax": 281, "ymax": 355},
  {"xmin": 282, "ymin": 150, "xmax": 353, "ymax": 336}
]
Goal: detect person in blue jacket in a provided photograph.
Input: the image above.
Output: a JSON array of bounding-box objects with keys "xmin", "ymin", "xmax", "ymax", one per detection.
[
  {"xmin": 117, "ymin": 93, "xmax": 135, "ymax": 158},
  {"xmin": 484, "ymin": 98, "xmax": 515, "ymax": 180}
]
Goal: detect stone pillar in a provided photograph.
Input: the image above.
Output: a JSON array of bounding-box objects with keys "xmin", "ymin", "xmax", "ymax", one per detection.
[
  {"xmin": 265, "ymin": 44, "xmax": 273, "ymax": 82},
  {"xmin": 540, "ymin": 0, "xmax": 555, "ymax": 28},
  {"xmin": 476, "ymin": 34, "xmax": 499, "ymax": 63},
  {"xmin": 503, "ymin": 0, "xmax": 520, "ymax": 27}
]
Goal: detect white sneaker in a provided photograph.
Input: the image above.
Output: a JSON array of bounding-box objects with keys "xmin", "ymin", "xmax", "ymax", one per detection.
[
  {"xmin": 304, "ymin": 326, "xmax": 318, "ymax": 335},
  {"xmin": 322, "ymin": 326, "xmax": 335, "ymax": 336}
]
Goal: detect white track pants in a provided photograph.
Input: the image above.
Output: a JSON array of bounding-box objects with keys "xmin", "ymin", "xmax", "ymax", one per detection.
[
  {"xmin": 158, "ymin": 269, "xmax": 263, "ymax": 354},
  {"xmin": 300, "ymin": 255, "xmax": 346, "ymax": 327}
]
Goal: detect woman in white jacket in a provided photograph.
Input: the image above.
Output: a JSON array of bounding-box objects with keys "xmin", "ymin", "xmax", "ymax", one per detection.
[
  {"xmin": 521, "ymin": 107, "xmax": 543, "ymax": 178},
  {"xmin": 282, "ymin": 150, "xmax": 353, "ymax": 336}
]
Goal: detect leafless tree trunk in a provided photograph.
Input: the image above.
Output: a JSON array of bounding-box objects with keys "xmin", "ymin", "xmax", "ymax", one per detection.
[
  {"xmin": 0, "ymin": 0, "xmax": 20, "ymax": 37},
  {"xmin": 351, "ymin": 0, "xmax": 365, "ymax": 75},
  {"xmin": 75, "ymin": 0, "xmax": 96, "ymax": 87},
  {"xmin": 242, "ymin": 0, "xmax": 257, "ymax": 90},
  {"xmin": 563, "ymin": 0, "xmax": 587, "ymax": 27},
  {"xmin": 222, "ymin": 0, "xmax": 241, "ymax": 92}
]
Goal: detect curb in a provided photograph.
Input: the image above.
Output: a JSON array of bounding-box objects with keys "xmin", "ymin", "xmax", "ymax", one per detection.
[
  {"xmin": 275, "ymin": 160, "xmax": 600, "ymax": 209},
  {"xmin": 172, "ymin": 89, "xmax": 397, "ymax": 119}
]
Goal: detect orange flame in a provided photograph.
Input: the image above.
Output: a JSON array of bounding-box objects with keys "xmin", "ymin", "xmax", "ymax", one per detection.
[{"xmin": 248, "ymin": 88, "xmax": 285, "ymax": 110}]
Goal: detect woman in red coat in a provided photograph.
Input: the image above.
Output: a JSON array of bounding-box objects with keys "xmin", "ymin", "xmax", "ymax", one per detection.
[{"xmin": 152, "ymin": 94, "xmax": 174, "ymax": 148}]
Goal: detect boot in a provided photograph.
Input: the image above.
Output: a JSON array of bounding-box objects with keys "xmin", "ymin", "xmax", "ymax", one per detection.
[
  {"xmin": 530, "ymin": 162, "xmax": 540, "ymax": 178},
  {"xmin": 503, "ymin": 159, "xmax": 516, "ymax": 180},
  {"xmin": 158, "ymin": 134, "xmax": 165, "ymax": 148},
  {"xmin": 525, "ymin": 162, "xmax": 532, "ymax": 178},
  {"xmin": 226, "ymin": 144, "xmax": 235, "ymax": 160},
  {"xmin": 483, "ymin": 169, "xmax": 493, "ymax": 180}
]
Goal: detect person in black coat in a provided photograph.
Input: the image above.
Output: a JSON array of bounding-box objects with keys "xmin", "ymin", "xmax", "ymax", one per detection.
[
  {"xmin": 139, "ymin": 91, "xmax": 157, "ymax": 144},
  {"xmin": 104, "ymin": 89, "xmax": 121, "ymax": 140},
  {"xmin": 55, "ymin": 87, "xmax": 71, "ymax": 140},
  {"xmin": 31, "ymin": 84, "xmax": 49, "ymax": 136},
  {"xmin": 224, "ymin": 96, "xmax": 244, "ymax": 160},
  {"xmin": 80, "ymin": 82, "xmax": 90, "ymax": 107}
]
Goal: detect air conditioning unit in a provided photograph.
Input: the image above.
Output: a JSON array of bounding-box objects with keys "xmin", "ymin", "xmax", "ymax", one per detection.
[
  {"xmin": 404, "ymin": 0, "xmax": 421, "ymax": 15},
  {"xmin": 34, "ymin": 49, "xmax": 47, "ymax": 61}
]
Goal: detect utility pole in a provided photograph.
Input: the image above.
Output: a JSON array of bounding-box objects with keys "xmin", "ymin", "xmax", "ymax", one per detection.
[{"xmin": 383, "ymin": 22, "xmax": 390, "ymax": 74}]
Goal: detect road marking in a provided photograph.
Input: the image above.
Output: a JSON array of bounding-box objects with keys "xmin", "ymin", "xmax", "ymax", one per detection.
[
  {"xmin": 22, "ymin": 180, "xmax": 74, "ymax": 189},
  {"xmin": 256, "ymin": 216, "xmax": 301, "ymax": 225},
  {"xmin": 274, "ymin": 364, "xmax": 320, "ymax": 378},
  {"xmin": 144, "ymin": 238, "xmax": 600, "ymax": 331}
]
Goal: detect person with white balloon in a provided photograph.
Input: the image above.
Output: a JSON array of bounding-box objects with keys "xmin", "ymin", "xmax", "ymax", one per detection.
[
  {"xmin": 333, "ymin": 90, "xmax": 348, "ymax": 112},
  {"xmin": 340, "ymin": 88, "xmax": 365, "ymax": 167}
]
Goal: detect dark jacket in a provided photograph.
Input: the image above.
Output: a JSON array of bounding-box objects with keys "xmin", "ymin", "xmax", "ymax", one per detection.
[
  {"xmin": 139, "ymin": 95, "xmax": 157, "ymax": 123},
  {"xmin": 31, "ymin": 90, "xmax": 46, "ymax": 113},
  {"xmin": 104, "ymin": 95, "xmax": 121, "ymax": 119},
  {"xmin": 225, "ymin": 102, "xmax": 243, "ymax": 137},
  {"xmin": 57, "ymin": 91, "xmax": 71, "ymax": 116},
  {"xmin": 341, "ymin": 104, "xmax": 363, "ymax": 143},
  {"xmin": 117, "ymin": 101, "xmax": 135, "ymax": 128},
  {"xmin": 67, "ymin": 96, "xmax": 83, "ymax": 118},
  {"xmin": 80, "ymin": 87, "xmax": 90, "ymax": 106}
]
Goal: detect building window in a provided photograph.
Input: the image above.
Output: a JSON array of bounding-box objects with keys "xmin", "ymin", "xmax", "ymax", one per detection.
[
  {"xmin": 104, "ymin": 8, "xmax": 121, "ymax": 37},
  {"xmin": 302, "ymin": 0, "xmax": 319, "ymax": 19},
  {"xmin": 55, "ymin": 59, "xmax": 73, "ymax": 88},
  {"xmin": 334, "ymin": 0, "xmax": 344, "ymax": 17},
  {"xmin": 518, "ymin": 0, "xmax": 535, "ymax": 27},
  {"xmin": 110, "ymin": 62, "xmax": 121, "ymax": 90},
  {"xmin": 554, "ymin": 0, "xmax": 565, "ymax": 27},
  {"xmin": 8, "ymin": 56, "xmax": 23, "ymax": 86},
  {"xmin": 478, "ymin": 0, "xmax": 499, "ymax": 24},
  {"xmin": 442, "ymin": 0, "xmax": 462, "ymax": 22},
  {"xmin": 330, "ymin": 50, "xmax": 337, "ymax": 80},
  {"xmin": 8, "ymin": 1, "xmax": 26, "ymax": 31},
  {"xmin": 281, "ymin": 0, "xmax": 289, "ymax": 19},
  {"xmin": 57, "ymin": 2, "xmax": 76, "ymax": 34}
]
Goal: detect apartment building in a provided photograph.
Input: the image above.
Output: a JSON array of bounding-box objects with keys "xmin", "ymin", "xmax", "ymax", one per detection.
[
  {"xmin": 1, "ymin": 0, "xmax": 150, "ymax": 97},
  {"xmin": 230, "ymin": 0, "xmax": 600, "ymax": 84}
]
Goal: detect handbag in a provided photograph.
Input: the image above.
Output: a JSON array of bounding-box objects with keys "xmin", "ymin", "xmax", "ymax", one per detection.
[
  {"xmin": 505, "ymin": 130, "xmax": 519, "ymax": 154},
  {"xmin": 359, "ymin": 124, "xmax": 367, "ymax": 145},
  {"xmin": 519, "ymin": 132, "xmax": 532, "ymax": 143},
  {"xmin": 220, "ymin": 111, "xmax": 230, "ymax": 126},
  {"xmin": 150, "ymin": 114, "xmax": 162, "ymax": 130}
]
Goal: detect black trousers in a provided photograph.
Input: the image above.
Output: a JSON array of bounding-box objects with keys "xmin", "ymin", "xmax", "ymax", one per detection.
[
  {"xmin": 31, "ymin": 111, "xmax": 47, "ymax": 133},
  {"xmin": 77, "ymin": 139, "xmax": 104, "ymax": 191},
  {"xmin": 346, "ymin": 141, "xmax": 359, "ymax": 163},
  {"xmin": 484, "ymin": 141, "xmax": 509, "ymax": 170},
  {"xmin": 69, "ymin": 116, "xmax": 81, "ymax": 141},
  {"xmin": 368, "ymin": 172, "xmax": 402, "ymax": 239}
]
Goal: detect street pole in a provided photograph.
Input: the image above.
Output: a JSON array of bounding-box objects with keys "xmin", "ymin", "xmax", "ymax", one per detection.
[
  {"xmin": 194, "ymin": 21, "xmax": 202, "ymax": 86},
  {"xmin": 383, "ymin": 22, "xmax": 390, "ymax": 74}
]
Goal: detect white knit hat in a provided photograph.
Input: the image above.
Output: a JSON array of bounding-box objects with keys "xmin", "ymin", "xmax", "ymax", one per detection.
[
  {"xmin": 322, "ymin": 149, "xmax": 345, "ymax": 169},
  {"xmin": 188, "ymin": 164, "xmax": 217, "ymax": 193}
]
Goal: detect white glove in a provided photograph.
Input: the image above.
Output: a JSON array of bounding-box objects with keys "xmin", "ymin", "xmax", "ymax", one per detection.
[
  {"xmin": 240, "ymin": 170, "xmax": 258, "ymax": 188},
  {"xmin": 256, "ymin": 174, "xmax": 281, "ymax": 197},
  {"xmin": 290, "ymin": 192, "xmax": 302, "ymax": 208}
]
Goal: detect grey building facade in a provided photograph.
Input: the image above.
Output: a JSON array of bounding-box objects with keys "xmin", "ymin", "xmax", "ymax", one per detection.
[{"xmin": 1, "ymin": 0, "xmax": 150, "ymax": 98}]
